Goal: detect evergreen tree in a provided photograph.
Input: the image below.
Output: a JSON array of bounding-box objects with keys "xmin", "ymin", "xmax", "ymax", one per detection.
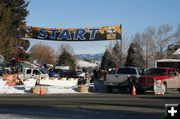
[
  {"xmin": 58, "ymin": 48, "xmax": 76, "ymax": 70},
  {"xmin": 125, "ymin": 42, "xmax": 145, "ymax": 68},
  {"xmin": 0, "ymin": 0, "xmax": 29, "ymax": 60},
  {"xmin": 101, "ymin": 49, "xmax": 116, "ymax": 69}
]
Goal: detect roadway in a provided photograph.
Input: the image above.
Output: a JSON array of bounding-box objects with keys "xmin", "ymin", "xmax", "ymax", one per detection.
[{"xmin": 0, "ymin": 91, "xmax": 180, "ymax": 119}]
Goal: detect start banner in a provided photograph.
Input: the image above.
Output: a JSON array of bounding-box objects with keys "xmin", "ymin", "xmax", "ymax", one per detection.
[{"xmin": 24, "ymin": 25, "xmax": 121, "ymax": 41}]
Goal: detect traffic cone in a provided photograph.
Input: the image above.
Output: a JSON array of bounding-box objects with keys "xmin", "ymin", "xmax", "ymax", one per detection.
[
  {"xmin": 132, "ymin": 85, "xmax": 136, "ymax": 96},
  {"xmin": 39, "ymin": 86, "xmax": 44, "ymax": 96}
]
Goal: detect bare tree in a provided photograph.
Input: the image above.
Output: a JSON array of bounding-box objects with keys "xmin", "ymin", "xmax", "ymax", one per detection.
[
  {"xmin": 152, "ymin": 24, "xmax": 174, "ymax": 55},
  {"xmin": 138, "ymin": 24, "xmax": 175, "ymax": 60},
  {"xmin": 141, "ymin": 27, "xmax": 156, "ymax": 65},
  {"xmin": 29, "ymin": 44, "xmax": 56, "ymax": 64},
  {"xmin": 175, "ymin": 25, "xmax": 180, "ymax": 43}
]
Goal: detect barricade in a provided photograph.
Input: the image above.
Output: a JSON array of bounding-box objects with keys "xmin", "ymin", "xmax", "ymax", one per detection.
[{"xmin": 3, "ymin": 74, "xmax": 17, "ymax": 86}]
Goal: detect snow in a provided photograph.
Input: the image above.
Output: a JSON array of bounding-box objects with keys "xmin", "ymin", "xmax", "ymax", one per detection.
[
  {"xmin": 39, "ymin": 78, "xmax": 78, "ymax": 88},
  {"xmin": 0, "ymin": 78, "xmax": 6, "ymax": 87},
  {"xmin": 0, "ymin": 85, "xmax": 78, "ymax": 94},
  {"xmin": 23, "ymin": 78, "xmax": 37, "ymax": 89},
  {"xmin": 48, "ymin": 86, "xmax": 77, "ymax": 93},
  {"xmin": 0, "ymin": 78, "xmax": 78, "ymax": 94},
  {"xmin": 0, "ymin": 85, "xmax": 26, "ymax": 94},
  {"xmin": 76, "ymin": 60, "xmax": 98, "ymax": 68}
]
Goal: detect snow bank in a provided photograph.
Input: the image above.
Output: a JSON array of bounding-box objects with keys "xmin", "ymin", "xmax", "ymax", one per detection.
[
  {"xmin": 0, "ymin": 85, "xmax": 26, "ymax": 94},
  {"xmin": 39, "ymin": 78, "xmax": 78, "ymax": 88},
  {"xmin": 23, "ymin": 78, "xmax": 37, "ymax": 89},
  {"xmin": 0, "ymin": 78, "xmax": 78, "ymax": 94},
  {"xmin": 0, "ymin": 85, "xmax": 78, "ymax": 94},
  {"xmin": 0, "ymin": 78, "xmax": 6, "ymax": 87},
  {"xmin": 48, "ymin": 86, "xmax": 77, "ymax": 93}
]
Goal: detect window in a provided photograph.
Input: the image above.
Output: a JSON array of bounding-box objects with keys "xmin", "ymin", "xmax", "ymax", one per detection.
[
  {"xmin": 33, "ymin": 70, "xmax": 40, "ymax": 75},
  {"xmin": 26, "ymin": 69, "xmax": 31, "ymax": 74},
  {"xmin": 146, "ymin": 68, "xmax": 166, "ymax": 76},
  {"xmin": 109, "ymin": 69, "xmax": 116, "ymax": 74},
  {"xmin": 40, "ymin": 69, "xmax": 47, "ymax": 74},
  {"xmin": 137, "ymin": 69, "xmax": 143, "ymax": 75},
  {"xmin": 168, "ymin": 69, "xmax": 176, "ymax": 76},
  {"xmin": 117, "ymin": 68, "xmax": 137, "ymax": 74}
]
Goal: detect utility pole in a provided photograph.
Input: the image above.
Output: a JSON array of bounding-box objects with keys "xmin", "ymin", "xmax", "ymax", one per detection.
[
  {"xmin": 146, "ymin": 40, "xmax": 148, "ymax": 68},
  {"xmin": 120, "ymin": 25, "xmax": 123, "ymax": 67}
]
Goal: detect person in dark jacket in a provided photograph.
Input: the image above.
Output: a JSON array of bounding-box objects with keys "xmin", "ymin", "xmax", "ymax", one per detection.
[{"xmin": 94, "ymin": 69, "xmax": 105, "ymax": 92}]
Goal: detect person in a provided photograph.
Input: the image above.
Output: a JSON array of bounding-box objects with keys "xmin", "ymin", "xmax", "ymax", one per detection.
[
  {"xmin": 94, "ymin": 68, "xmax": 105, "ymax": 92},
  {"xmin": 98, "ymin": 69, "xmax": 104, "ymax": 80},
  {"xmin": 103, "ymin": 69, "xmax": 108, "ymax": 80},
  {"xmin": 93, "ymin": 68, "xmax": 99, "ymax": 91},
  {"xmin": 92, "ymin": 68, "xmax": 98, "ymax": 82},
  {"xmin": 49, "ymin": 68, "xmax": 56, "ymax": 77}
]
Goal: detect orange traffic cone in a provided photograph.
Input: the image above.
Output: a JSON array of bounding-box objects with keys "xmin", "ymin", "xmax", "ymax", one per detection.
[
  {"xmin": 39, "ymin": 86, "xmax": 44, "ymax": 96},
  {"xmin": 132, "ymin": 85, "xmax": 136, "ymax": 96}
]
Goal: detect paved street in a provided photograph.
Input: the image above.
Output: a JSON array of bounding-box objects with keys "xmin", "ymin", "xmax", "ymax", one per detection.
[{"xmin": 0, "ymin": 91, "xmax": 180, "ymax": 119}]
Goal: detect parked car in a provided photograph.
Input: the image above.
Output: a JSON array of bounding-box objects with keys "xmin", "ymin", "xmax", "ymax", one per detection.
[
  {"xmin": 136, "ymin": 67, "xmax": 180, "ymax": 93},
  {"xmin": 52, "ymin": 69, "xmax": 70, "ymax": 78},
  {"xmin": 104, "ymin": 67, "xmax": 143, "ymax": 93},
  {"xmin": 0, "ymin": 68, "xmax": 11, "ymax": 76},
  {"xmin": 18, "ymin": 68, "xmax": 49, "ymax": 81},
  {"xmin": 72, "ymin": 71, "xmax": 86, "ymax": 85}
]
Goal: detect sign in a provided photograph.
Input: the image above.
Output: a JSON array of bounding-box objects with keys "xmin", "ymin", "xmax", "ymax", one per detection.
[
  {"xmin": 154, "ymin": 80, "xmax": 165, "ymax": 95},
  {"xmin": 165, "ymin": 104, "xmax": 180, "ymax": 119},
  {"xmin": 24, "ymin": 25, "xmax": 121, "ymax": 41}
]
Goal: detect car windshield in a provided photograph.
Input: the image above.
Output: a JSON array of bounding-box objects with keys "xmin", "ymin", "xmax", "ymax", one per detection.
[
  {"xmin": 117, "ymin": 68, "xmax": 137, "ymax": 74},
  {"xmin": 146, "ymin": 68, "xmax": 166, "ymax": 75},
  {"xmin": 76, "ymin": 71, "xmax": 83, "ymax": 75}
]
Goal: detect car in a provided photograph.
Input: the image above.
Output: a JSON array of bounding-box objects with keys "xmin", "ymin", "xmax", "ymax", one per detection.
[
  {"xmin": 52, "ymin": 69, "xmax": 70, "ymax": 78},
  {"xmin": 104, "ymin": 67, "xmax": 143, "ymax": 93},
  {"xmin": 136, "ymin": 67, "xmax": 180, "ymax": 94},
  {"xmin": 18, "ymin": 68, "xmax": 49, "ymax": 81},
  {"xmin": 0, "ymin": 69, "xmax": 11, "ymax": 76}
]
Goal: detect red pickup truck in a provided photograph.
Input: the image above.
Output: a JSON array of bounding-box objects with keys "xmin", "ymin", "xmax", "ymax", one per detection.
[{"xmin": 136, "ymin": 67, "xmax": 180, "ymax": 94}]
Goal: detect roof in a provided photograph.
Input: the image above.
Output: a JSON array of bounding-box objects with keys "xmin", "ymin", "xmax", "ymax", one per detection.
[{"xmin": 156, "ymin": 59, "xmax": 180, "ymax": 62}]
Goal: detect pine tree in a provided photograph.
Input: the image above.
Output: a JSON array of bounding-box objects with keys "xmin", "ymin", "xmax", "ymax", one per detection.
[
  {"xmin": 101, "ymin": 49, "xmax": 116, "ymax": 69},
  {"xmin": 0, "ymin": 0, "xmax": 29, "ymax": 60},
  {"xmin": 125, "ymin": 42, "xmax": 145, "ymax": 68},
  {"xmin": 58, "ymin": 48, "xmax": 76, "ymax": 70}
]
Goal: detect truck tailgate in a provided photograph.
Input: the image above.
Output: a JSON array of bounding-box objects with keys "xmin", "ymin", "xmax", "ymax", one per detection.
[{"xmin": 106, "ymin": 74, "xmax": 128, "ymax": 83}]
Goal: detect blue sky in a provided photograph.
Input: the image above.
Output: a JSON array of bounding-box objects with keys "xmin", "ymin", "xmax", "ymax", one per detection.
[{"xmin": 26, "ymin": 0, "xmax": 180, "ymax": 54}]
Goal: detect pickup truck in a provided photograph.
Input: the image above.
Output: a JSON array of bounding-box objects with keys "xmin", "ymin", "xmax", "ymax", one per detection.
[
  {"xmin": 136, "ymin": 67, "xmax": 180, "ymax": 94},
  {"xmin": 104, "ymin": 67, "xmax": 142, "ymax": 93},
  {"xmin": 18, "ymin": 68, "xmax": 49, "ymax": 81}
]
